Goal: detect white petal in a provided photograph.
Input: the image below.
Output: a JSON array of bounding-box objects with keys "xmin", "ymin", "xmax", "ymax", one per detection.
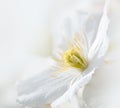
[
  {"xmin": 52, "ymin": 11, "xmax": 101, "ymax": 50},
  {"xmin": 51, "ymin": 69, "xmax": 95, "ymax": 108},
  {"xmin": 52, "ymin": 11, "xmax": 101, "ymax": 61},
  {"xmin": 64, "ymin": 12, "xmax": 101, "ymax": 48},
  {"xmin": 88, "ymin": 0, "xmax": 110, "ymax": 61},
  {"xmin": 17, "ymin": 65, "xmax": 80, "ymax": 108}
]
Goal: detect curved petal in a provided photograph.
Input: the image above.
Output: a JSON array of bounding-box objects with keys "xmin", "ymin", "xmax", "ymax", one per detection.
[
  {"xmin": 17, "ymin": 64, "xmax": 80, "ymax": 108},
  {"xmin": 52, "ymin": 11, "xmax": 101, "ymax": 61},
  {"xmin": 51, "ymin": 68, "xmax": 95, "ymax": 108},
  {"xmin": 52, "ymin": 11, "xmax": 101, "ymax": 51},
  {"xmin": 88, "ymin": 0, "xmax": 110, "ymax": 61}
]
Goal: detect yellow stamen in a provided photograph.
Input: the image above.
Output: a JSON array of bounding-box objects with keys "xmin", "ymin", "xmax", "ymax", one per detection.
[
  {"xmin": 54, "ymin": 32, "xmax": 89, "ymax": 72},
  {"xmin": 63, "ymin": 47, "xmax": 88, "ymax": 71}
]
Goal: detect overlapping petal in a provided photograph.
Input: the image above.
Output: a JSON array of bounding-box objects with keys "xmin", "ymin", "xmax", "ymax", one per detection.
[
  {"xmin": 51, "ymin": 68, "xmax": 95, "ymax": 108},
  {"xmin": 17, "ymin": 58, "xmax": 81, "ymax": 108}
]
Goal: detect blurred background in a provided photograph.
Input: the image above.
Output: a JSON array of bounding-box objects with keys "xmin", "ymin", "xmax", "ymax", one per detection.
[{"xmin": 0, "ymin": 0, "xmax": 120, "ymax": 108}]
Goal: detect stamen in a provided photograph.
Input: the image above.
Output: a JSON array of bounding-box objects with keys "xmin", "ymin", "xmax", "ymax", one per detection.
[
  {"xmin": 63, "ymin": 47, "xmax": 88, "ymax": 71},
  {"xmin": 54, "ymin": 32, "xmax": 89, "ymax": 72}
]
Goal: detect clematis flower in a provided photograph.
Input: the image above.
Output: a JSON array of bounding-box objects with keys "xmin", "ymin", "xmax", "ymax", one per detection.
[{"xmin": 17, "ymin": 0, "xmax": 110, "ymax": 108}]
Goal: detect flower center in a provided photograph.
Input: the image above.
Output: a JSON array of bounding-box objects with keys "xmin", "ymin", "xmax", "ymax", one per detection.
[
  {"xmin": 63, "ymin": 47, "xmax": 88, "ymax": 71},
  {"xmin": 53, "ymin": 32, "xmax": 89, "ymax": 72}
]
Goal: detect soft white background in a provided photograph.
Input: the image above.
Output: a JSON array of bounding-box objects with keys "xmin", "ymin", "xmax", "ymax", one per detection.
[{"xmin": 0, "ymin": 0, "xmax": 120, "ymax": 108}]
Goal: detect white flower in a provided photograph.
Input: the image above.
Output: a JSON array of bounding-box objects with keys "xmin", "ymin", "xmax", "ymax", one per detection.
[{"xmin": 17, "ymin": 0, "xmax": 110, "ymax": 108}]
